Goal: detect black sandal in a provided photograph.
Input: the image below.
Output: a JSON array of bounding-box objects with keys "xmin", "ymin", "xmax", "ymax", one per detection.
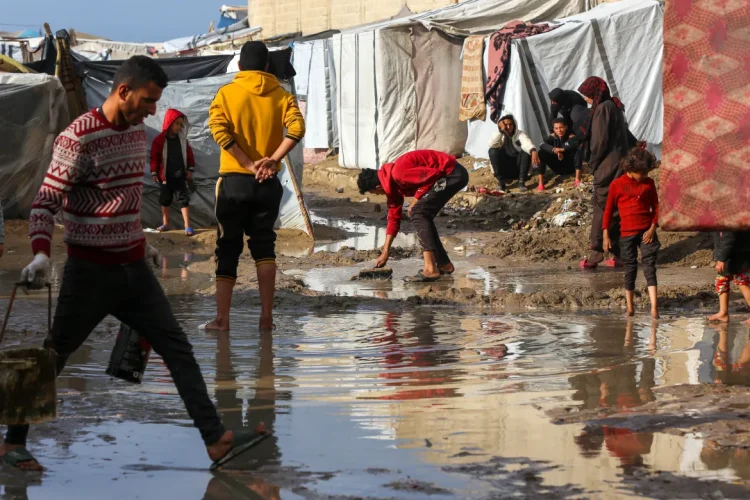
[{"xmin": 404, "ymin": 270, "xmax": 441, "ymax": 283}]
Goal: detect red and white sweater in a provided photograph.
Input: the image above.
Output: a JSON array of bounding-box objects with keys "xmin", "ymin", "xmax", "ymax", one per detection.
[{"xmin": 29, "ymin": 109, "xmax": 147, "ymax": 264}]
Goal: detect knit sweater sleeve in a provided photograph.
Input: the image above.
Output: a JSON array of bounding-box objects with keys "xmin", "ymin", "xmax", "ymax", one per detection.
[{"xmin": 29, "ymin": 133, "xmax": 87, "ymax": 256}]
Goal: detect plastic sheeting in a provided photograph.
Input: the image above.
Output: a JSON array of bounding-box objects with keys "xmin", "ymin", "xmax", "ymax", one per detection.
[
  {"xmin": 412, "ymin": 26, "xmax": 467, "ymax": 155},
  {"xmin": 0, "ymin": 74, "xmax": 69, "ymax": 218},
  {"xmin": 334, "ymin": 0, "xmax": 591, "ymax": 169},
  {"xmin": 77, "ymin": 55, "xmax": 234, "ymax": 82},
  {"xmin": 82, "ymin": 74, "xmax": 311, "ymax": 235},
  {"xmin": 161, "ymin": 18, "xmax": 261, "ymax": 53},
  {"xmin": 408, "ymin": 0, "xmax": 587, "ymax": 34},
  {"xmin": 375, "ymin": 28, "xmax": 416, "ymax": 164},
  {"xmin": 292, "ymin": 38, "xmax": 339, "ymax": 150},
  {"xmin": 465, "ymin": 0, "xmax": 664, "ymax": 159},
  {"xmin": 334, "ymin": 30, "xmax": 380, "ymax": 169}
]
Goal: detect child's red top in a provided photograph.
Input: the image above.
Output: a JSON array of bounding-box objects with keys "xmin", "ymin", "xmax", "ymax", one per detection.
[{"xmin": 602, "ymin": 174, "xmax": 659, "ymax": 237}]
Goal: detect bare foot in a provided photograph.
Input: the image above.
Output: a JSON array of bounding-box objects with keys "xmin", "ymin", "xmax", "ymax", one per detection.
[
  {"xmin": 259, "ymin": 315, "xmax": 274, "ymax": 333},
  {"xmin": 201, "ymin": 320, "xmax": 230, "ymax": 332},
  {"xmin": 206, "ymin": 423, "xmax": 268, "ymax": 462},
  {"xmin": 651, "ymin": 310, "xmax": 660, "ymax": 320},
  {"xmin": 707, "ymin": 313, "xmax": 729, "ymax": 323},
  {"xmin": 206, "ymin": 430, "xmax": 234, "ymax": 462},
  {"xmin": 0, "ymin": 443, "xmax": 44, "ymax": 471},
  {"xmin": 626, "ymin": 310, "xmax": 635, "ymax": 317},
  {"xmin": 439, "ymin": 263, "xmax": 455, "ymax": 275}
]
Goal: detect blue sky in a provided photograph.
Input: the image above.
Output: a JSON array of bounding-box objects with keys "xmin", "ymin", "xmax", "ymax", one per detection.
[{"xmin": 2, "ymin": 0, "xmax": 228, "ymax": 43}]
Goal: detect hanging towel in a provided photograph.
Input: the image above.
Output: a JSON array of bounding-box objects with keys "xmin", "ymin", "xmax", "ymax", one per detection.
[
  {"xmin": 459, "ymin": 36, "xmax": 486, "ymax": 122},
  {"xmin": 659, "ymin": 0, "xmax": 750, "ymax": 231},
  {"xmin": 485, "ymin": 21, "xmax": 557, "ymax": 123}
]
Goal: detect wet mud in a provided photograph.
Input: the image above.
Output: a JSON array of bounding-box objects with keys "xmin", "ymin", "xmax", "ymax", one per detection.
[{"xmin": 1, "ymin": 162, "xmax": 748, "ymax": 499}]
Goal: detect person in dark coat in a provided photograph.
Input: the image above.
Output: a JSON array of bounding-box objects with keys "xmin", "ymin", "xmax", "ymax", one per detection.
[
  {"xmin": 577, "ymin": 76, "xmax": 630, "ymax": 270},
  {"xmin": 536, "ymin": 118, "xmax": 580, "ymax": 191},
  {"xmin": 708, "ymin": 231, "xmax": 750, "ymax": 324},
  {"xmin": 548, "ymin": 87, "xmax": 589, "ymax": 132},
  {"xmin": 549, "ymin": 88, "xmax": 589, "ymax": 186}
]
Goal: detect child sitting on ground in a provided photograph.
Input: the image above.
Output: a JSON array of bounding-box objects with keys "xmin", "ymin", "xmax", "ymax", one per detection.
[
  {"xmin": 602, "ymin": 148, "xmax": 659, "ymax": 319},
  {"xmin": 536, "ymin": 118, "xmax": 581, "ymax": 191},
  {"xmin": 708, "ymin": 231, "xmax": 750, "ymax": 324}
]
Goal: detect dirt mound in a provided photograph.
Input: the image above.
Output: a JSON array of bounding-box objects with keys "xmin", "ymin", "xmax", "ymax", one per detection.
[{"xmin": 408, "ymin": 283, "xmax": 725, "ymax": 312}]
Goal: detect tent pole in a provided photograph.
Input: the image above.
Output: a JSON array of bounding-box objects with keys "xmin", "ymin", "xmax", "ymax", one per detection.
[{"xmin": 284, "ymin": 155, "xmax": 315, "ymax": 239}]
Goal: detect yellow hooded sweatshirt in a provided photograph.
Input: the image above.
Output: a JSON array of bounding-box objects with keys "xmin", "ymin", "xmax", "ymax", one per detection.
[{"xmin": 209, "ymin": 71, "xmax": 305, "ymax": 175}]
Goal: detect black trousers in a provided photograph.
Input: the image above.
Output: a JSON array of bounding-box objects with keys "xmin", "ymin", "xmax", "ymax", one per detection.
[
  {"xmin": 4, "ymin": 258, "xmax": 225, "ymax": 446},
  {"xmin": 591, "ymin": 186, "xmax": 621, "ymax": 258},
  {"xmin": 214, "ymin": 174, "xmax": 283, "ymax": 281},
  {"xmin": 411, "ymin": 163, "xmax": 469, "ymax": 266},
  {"xmin": 159, "ymin": 182, "xmax": 191, "ymax": 208},
  {"xmin": 538, "ymin": 149, "xmax": 576, "ymax": 177},
  {"xmin": 488, "ymin": 148, "xmax": 530, "ymax": 185},
  {"xmin": 620, "ymin": 232, "xmax": 660, "ymax": 291}
]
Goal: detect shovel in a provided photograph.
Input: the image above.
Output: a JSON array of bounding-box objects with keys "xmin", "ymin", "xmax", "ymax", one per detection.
[{"xmin": 0, "ymin": 283, "xmax": 57, "ymax": 425}]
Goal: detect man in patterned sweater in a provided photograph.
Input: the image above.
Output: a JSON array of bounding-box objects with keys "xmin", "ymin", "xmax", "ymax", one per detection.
[{"xmin": 0, "ymin": 57, "xmax": 264, "ymax": 472}]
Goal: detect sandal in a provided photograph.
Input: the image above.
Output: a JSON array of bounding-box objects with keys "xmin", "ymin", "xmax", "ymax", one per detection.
[
  {"xmin": 2, "ymin": 447, "xmax": 41, "ymax": 471},
  {"xmin": 156, "ymin": 225, "xmax": 169, "ymax": 232},
  {"xmin": 211, "ymin": 428, "xmax": 270, "ymax": 470},
  {"xmin": 404, "ymin": 270, "xmax": 440, "ymax": 283},
  {"xmin": 185, "ymin": 227, "xmax": 195, "ymax": 237}
]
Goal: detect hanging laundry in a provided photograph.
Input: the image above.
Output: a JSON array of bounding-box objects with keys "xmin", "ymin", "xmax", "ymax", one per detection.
[
  {"xmin": 459, "ymin": 36, "xmax": 486, "ymax": 122},
  {"xmin": 659, "ymin": 0, "xmax": 749, "ymax": 230},
  {"xmin": 485, "ymin": 21, "xmax": 557, "ymax": 123}
]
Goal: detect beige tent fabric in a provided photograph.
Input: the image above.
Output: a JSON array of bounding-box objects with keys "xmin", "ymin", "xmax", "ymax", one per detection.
[
  {"xmin": 412, "ymin": 25, "xmax": 467, "ymax": 155},
  {"xmin": 375, "ymin": 28, "xmax": 417, "ymax": 163},
  {"xmin": 458, "ymin": 36, "xmax": 485, "ymax": 122}
]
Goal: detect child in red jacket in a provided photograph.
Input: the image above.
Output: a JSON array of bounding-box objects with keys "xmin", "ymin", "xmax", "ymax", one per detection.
[
  {"xmin": 603, "ymin": 148, "xmax": 659, "ymax": 319},
  {"xmin": 150, "ymin": 109, "xmax": 195, "ymax": 236}
]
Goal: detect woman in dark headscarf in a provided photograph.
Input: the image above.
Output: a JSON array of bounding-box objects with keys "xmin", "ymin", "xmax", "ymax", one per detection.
[
  {"xmin": 577, "ymin": 76, "xmax": 630, "ymax": 270},
  {"xmin": 549, "ymin": 88, "xmax": 589, "ymax": 187},
  {"xmin": 548, "ymin": 88, "xmax": 589, "ymax": 131}
]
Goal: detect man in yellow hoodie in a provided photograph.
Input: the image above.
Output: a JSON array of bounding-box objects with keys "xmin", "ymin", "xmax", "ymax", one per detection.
[{"xmin": 206, "ymin": 41, "xmax": 305, "ymax": 332}]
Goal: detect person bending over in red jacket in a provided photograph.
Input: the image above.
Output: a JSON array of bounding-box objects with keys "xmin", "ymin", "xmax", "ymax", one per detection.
[
  {"xmin": 603, "ymin": 147, "xmax": 660, "ymax": 319},
  {"xmin": 357, "ymin": 150, "xmax": 469, "ymax": 282}
]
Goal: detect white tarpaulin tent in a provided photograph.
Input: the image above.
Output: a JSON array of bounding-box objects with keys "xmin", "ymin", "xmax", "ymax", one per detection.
[
  {"xmin": 0, "ymin": 74, "xmax": 69, "ymax": 217},
  {"xmin": 333, "ymin": 0, "xmax": 589, "ymax": 169},
  {"xmin": 82, "ymin": 74, "xmax": 312, "ymax": 236},
  {"xmin": 465, "ymin": 0, "xmax": 663, "ymax": 159},
  {"xmin": 291, "ymin": 37, "xmax": 339, "ymax": 152}
]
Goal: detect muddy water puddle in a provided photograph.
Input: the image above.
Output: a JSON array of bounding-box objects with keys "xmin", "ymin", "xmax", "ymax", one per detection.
[
  {"xmin": 292, "ymin": 259, "xmax": 715, "ymax": 300},
  {"xmin": 2, "ymin": 290, "xmax": 750, "ymax": 498}
]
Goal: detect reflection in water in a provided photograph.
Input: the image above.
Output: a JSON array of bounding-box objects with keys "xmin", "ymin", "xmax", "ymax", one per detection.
[
  {"xmin": 310, "ymin": 214, "xmax": 418, "ymax": 253},
  {"xmin": 7, "ymin": 300, "xmax": 750, "ymax": 497},
  {"xmin": 710, "ymin": 323, "xmax": 750, "ymax": 386}
]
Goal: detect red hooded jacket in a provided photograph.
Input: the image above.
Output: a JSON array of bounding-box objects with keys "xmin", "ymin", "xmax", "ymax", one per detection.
[
  {"xmin": 150, "ymin": 109, "xmax": 195, "ymax": 183},
  {"xmin": 377, "ymin": 150, "xmax": 456, "ymax": 236}
]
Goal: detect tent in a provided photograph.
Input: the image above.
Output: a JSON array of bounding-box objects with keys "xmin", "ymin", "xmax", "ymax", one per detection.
[
  {"xmin": 80, "ymin": 65, "xmax": 312, "ymax": 236},
  {"xmin": 332, "ymin": 0, "xmax": 588, "ymax": 169},
  {"xmin": 290, "ymin": 32, "xmax": 340, "ymax": 161},
  {"xmin": 162, "ymin": 18, "xmax": 261, "ymax": 54},
  {"xmin": 464, "ymin": 0, "xmax": 664, "ymax": 159},
  {"xmin": 0, "ymin": 74, "xmax": 69, "ymax": 218}
]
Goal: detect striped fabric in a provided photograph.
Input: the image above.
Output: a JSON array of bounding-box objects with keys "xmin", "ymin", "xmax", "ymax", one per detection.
[{"xmin": 29, "ymin": 109, "xmax": 147, "ymax": 264}]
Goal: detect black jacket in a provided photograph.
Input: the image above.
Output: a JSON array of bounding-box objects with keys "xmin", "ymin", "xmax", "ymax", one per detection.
[
  {"xmin": 540, "ymin": 133, "xmax": 579, "ymax": 155},
  {"xmin": 713, "ymin": 231, "xmax": 750, "ymax": 263}
]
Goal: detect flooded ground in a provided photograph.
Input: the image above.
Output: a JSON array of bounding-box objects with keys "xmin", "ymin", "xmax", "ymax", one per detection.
[
  {"xmin": 2, "ymin": 264, "xmax": 750, "ymax": 499},
  {"xmin": 0, "ymin": 168, "xmax": 746, "ymax": 498}
]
